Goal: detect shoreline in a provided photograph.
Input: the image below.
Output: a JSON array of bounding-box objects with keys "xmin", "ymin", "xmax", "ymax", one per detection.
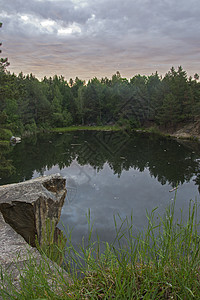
[
  {"xmin": 50, "ymin": 125, "xmax": 121, "ymax": 132},
  {"xmin": 1, "ymin": 123, "xmax": 200, "ymax": 144},
  {"xmin": 50, "ymin": 124, "xmax": 200, "ymax": 142}
]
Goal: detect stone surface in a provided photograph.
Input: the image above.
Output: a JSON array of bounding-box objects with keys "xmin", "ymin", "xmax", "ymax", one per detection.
[
  {"xmin": 0, "ymin": 212, "xmax": 71, "ymax": 299},
  {"xmin": 171, "ymin": 120, "xmax": 200, "ymax": 140},
  {"xmin": 0, "ymin": 173, "xmax": 67, "ymax": 246},
  {"xmin": 0, "ymin": 174, "xmax": 70, "ymax": 298}
]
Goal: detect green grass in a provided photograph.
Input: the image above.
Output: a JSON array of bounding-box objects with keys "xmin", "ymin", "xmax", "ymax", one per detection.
[
  {"xmin": 51, "ymin": 125, "xmax": 121, "ymax": 132},
  {"xmin": 175, "ymin": 135, "xmax": 200, "ymax": 142},
  {"xmin": 1, "ymin": 198, "xmax": 200, "ymax": 299},
  {"xmin": 135, "ymin": 126, "xmax": 172, "ymax": 139}
]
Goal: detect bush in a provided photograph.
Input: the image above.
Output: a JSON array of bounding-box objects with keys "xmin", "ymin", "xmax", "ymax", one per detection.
[
  {"xmin": 117, "ymin": 117, "xmax": 131, "ymax": 129},
  {"xmin": 24, "ymin": 121, "xmax": 37, "ymax": 133},
  {"xmin": 8, "ymin": 121, "xmax": 24, "ymax": 136},
  {"xmin": 0, "ymin": 128, "xmax": 13, "ymax": 140}
]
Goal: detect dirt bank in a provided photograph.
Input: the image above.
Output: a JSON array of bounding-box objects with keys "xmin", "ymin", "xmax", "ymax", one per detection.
[{"xmin": 169, "ymin": 120, "xmax": 200, "ymax": 140}]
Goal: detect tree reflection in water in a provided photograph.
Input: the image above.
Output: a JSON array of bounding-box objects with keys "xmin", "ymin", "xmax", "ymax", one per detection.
[{"xmin": 0, "ymin": 131, "xmax": 200, "ymax": 193}]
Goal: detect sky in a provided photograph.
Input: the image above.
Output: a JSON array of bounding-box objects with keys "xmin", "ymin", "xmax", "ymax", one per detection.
[{"xmin": 0, "ymin": 0, "xmax": 200, "ymax": 81}]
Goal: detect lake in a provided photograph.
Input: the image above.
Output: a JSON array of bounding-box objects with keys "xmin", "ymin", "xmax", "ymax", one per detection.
[{"xmin": 1, "ymin": 130, "xmax": 200, "ymax": 246}]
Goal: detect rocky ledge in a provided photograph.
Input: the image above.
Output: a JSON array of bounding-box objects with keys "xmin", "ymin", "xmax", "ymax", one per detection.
[
  {"xmin": 0, "ymin": 173, "xmax": 66, "ymax": 247},
  {"xmin": 0, "ymin": 174, "xmax": 70, "ymax": 296},
  {"xmin": 169, "ymin": 121, "xmax": 200, "ymax": 141}
]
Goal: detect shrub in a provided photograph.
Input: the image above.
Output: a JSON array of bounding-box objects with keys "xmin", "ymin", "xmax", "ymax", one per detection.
[{"xmin": 0, "ymin": 128, "xmax": 13, "ymax": 141}]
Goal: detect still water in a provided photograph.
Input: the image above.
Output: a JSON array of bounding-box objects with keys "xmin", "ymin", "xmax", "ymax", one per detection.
[{"xmin": 1, "ymin": 130, "xmax": 200, "ymax": 245}]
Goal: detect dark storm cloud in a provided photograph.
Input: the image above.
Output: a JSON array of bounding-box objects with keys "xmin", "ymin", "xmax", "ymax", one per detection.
[{"xmin": 1, "ymin": 0, "xmax": 200, "ymax": 80}]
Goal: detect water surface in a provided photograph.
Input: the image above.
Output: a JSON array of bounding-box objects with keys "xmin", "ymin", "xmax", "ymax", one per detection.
[{"xmin": 1, "ymin": 130, "xmax": 200, "ymax": 245}]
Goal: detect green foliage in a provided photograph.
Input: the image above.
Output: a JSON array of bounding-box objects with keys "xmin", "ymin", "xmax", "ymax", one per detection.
[
  {"xmin": 0, "ymin": 138, "xmax": 15, "ymax": 177},
  {"xmin": 0, "ymin": 128, "xmax": 12, "ymax": 140},
  {"xmin": 158, "ymin": 93, "xmax": 180, "ymax": 127},
  {"xmin": 2, "ymin": 199, "xmax": 200, "ymax": 299},
  {"xmin": 117, "ymin": 117, "xmax": 131, "ymax": 129},
  {"xmin": 24, "ymin": 120, "xmax": 37, "ymax": 133},
  {"xmin": 0, "ymin": 65, "xmax": 200, "ymax": 133},
  {"xmin": 0, "ymin": 156, "xmax": 15, "ymax": 177},
  {"xmin": 0, "ymin": 112, "xmax": 8, "ymax": 125},
  {"xmin": 36, "ymin": 218, "xmax": 67, "ymax": 266},
  {"xmin": 146, "ymin": 126, "xmax": 162, "ymax": 135},
  {"xmin": 51, "ymin": 125, "xmax": 120, "ymax": 132},
  {"xmin": 62, "ymin": 111, "xmax": 73, "ymax": 126},
  {"xmin": 2, "ymin": 19, "xmax": 199, "ymax": 132}
]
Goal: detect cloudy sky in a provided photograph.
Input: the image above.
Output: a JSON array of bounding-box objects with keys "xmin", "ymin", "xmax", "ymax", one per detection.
[{"xmin": 0, "ymin": 0, "xmax": 200, "ymax": 81}]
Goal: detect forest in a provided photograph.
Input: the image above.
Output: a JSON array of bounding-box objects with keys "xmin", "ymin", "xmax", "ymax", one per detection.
[
  {"xmin": 0, "ymin": 23, "xmax": 200, "ymax": 137},
  {"xmin": 1, "ymin": 64, "xmax": 200, "ymax": 135}
]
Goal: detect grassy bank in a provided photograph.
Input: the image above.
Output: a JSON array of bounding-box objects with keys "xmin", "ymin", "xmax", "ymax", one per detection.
[
  {"xmin": 135, "ymin": 126, "xmax": 200, "ymax": 143},
  {"xmin": 1, "ymin": 199, "xmax": 200, "ymax": 299},
  {"xmin": 51, "ymin": 125, "xmax": 121, "ymax": 132}
]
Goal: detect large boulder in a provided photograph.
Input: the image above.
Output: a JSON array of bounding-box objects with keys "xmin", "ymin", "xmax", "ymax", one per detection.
[
  {"xmin": 0, "ymin": 174, "xmax": 70, "ymax": 298},
  {"xmin": 0, "ymin": 173, "xmax": 67, "ymax": 246},
  {"xmin": 0, "ymin": 211, "xmax": 71, "ymax": 298}
]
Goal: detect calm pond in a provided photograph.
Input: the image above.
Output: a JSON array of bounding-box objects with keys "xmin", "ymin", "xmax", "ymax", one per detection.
[{"xmin": 1, "ymin": 130, "xmax": 200, "ymax": 245}]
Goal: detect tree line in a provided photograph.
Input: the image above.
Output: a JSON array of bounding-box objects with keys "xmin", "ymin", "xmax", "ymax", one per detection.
[
  {"xmin": 0, "ymin": 25, "xmax": 200, "ymax": 135},
  {"xmin": 1, "ymin": 67, "xmax": 200, "ymax": 134}
]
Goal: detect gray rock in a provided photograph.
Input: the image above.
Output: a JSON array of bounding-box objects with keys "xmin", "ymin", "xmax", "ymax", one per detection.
[
  {"xmin": 0, "ymin": 211, "xmax": 71, "ymax": 298},
  {"xmin": 0, "ymin": 173, "xmax": 67, "ymax": 246},
  {"xmin": 0, "ymin": 174, "xmax": 71, "ymax": 298}
]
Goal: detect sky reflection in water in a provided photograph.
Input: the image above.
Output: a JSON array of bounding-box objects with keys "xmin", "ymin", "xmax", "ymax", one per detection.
[{"xmin": 1, "ymin": 131, "xmax": 200, "ymax": 245}]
